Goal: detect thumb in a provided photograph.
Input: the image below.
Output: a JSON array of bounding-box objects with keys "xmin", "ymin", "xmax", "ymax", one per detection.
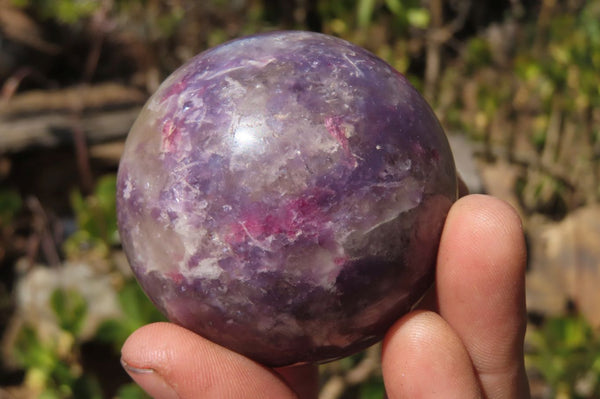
[{"xmin": 121, "ymin": 322, "xmax": 308, "ymax": 399}]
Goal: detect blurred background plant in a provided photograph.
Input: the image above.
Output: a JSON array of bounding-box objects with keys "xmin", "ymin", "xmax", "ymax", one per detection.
[
  {"xmin": 1, "ymin": 0, "xmax": 599, "ymax": 398},
  {"xmin": 526, "ymin": 313, "xmax": 600, "ymax": 399}
]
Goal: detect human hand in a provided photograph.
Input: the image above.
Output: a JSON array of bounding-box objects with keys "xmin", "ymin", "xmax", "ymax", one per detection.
[{"xmin": 120, "ymin": 194, "xmax": 530, "ymax": 398}]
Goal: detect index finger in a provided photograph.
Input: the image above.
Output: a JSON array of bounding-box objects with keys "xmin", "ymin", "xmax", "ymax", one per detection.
[{"xmin": 436, "ymin": 194, "xmax": 530, "ymax": 398}]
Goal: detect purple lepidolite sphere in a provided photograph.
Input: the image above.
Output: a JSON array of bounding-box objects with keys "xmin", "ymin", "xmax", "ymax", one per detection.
[{"xmin": 117, "ymin": 31, "xmax": 457, "ymax": 366}]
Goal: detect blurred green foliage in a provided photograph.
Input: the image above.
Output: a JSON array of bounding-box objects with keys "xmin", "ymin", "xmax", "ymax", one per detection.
[
  {"xmin": 514, "ymin": 5, "xmax": 600, "ymax": 113},
  {"xmin": 359, "ymin": 377, "xmax": 386, "ymax": 399},
  {"xmin": 10, "ymin": 176, "xmax": 157, "ymax": 398},
  {"xmin": 356, "ymin": 0, "xmax": 429, "ymax": 30},
  {"xmin": 12, "ymin": 283, "xmax": 152, "ymax": 398},
  {"xmin": 115, "ymin": 383, "xmax": 151, "ymax": 399},
  {"xmin": 13, "ymin": 288, "xmax": 103, "ymax": 399},
  {"xmin": 464, "ymin": 37, "xmax": 492, "ymax": 72},
  {"xmin": 527, "ymin": 315, "xmax": 600, "ymax": 398},
  {"xmin": 95, "ymin": 278, "xmax": 166, "ymax": 352},
  {"xmin": 50, "ymin": 288, "xmax": 87, "ymax": 337},
  {"xmin": 10, "ymin": 0, "xmax": 101, "ymax": 24},
  {"xmin": 63, "ymin": 175, "xmax": 118, "ymax": 259},
  {"xmin": 0, "ymin": 190, "xmax": 22, "ymax": 227},
  {"xmin": 437, "ymin": 0, "xmax": 600, "ymax": 213}
]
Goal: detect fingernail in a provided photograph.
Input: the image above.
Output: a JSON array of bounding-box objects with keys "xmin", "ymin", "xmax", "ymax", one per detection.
[{"xmin": 121, "ymin": 358, "xmax": 180, "ymax": 399}]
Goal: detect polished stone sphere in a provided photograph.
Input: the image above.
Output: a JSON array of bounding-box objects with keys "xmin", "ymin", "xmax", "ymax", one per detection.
[{"xmin": 117, "ymin": 31, "xmax": 457, "ymax": 366}]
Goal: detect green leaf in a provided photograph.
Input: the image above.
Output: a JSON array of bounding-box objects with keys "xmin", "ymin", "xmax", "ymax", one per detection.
[
  {"xmin": 384, "ymin": 0, "xmax": 403, "ymax": 15},
  {"xmin": 119, "ymin": 279, "xmax": 165, "ymax": 325},
  {"xmin": 465, "ymin": 37, "xmax": 492, "ymax": 71},
  {"xmin": 67, "ymin": 174, "xmax": 119, "ymax": 258},
  {"xmin": 50, "ymin": 288, "xmax": 88, "ymax": 336},
  {"xmin": 14, "ymin": 326, "xmax": 56, "ymax": 370},
  {"xmin": 95, "ymin": 279, "xmax": 165, "ymax": 350},
  {"xmin": 69, "ymin": 190, "xmax": 88, "ymax": 231},
  {"xmin": 527, "ymin": 314, "xmax": 600, "ymax": 395},
  {"xmin": 357, "ymin": 0, "xmax": 377, "ymax": 28},
  {"xmin": 63, "ymin": 230, "xmax": 110, "ymax": 260},
  {"xmin": 51, "ymin": 358, "xmax": 77, "ymax": 391},
  {"xmin": 9, "ymin": 0, "xmax": 30, "ymax": 7},
  {"xmin": 543, "ymin": 316, "xmax": 591, "ymax": 350},
  {"xmin": 39, "ymin": 390, "xmax": 62, "ymax": 399},
  {"xmin": 406, "ymin": 8, "xmax": 429, "ymax": 28},
  {"xmin": 359, "ymin": 376, "xmax": 386, "ymax": 398},
  {"xmin": 94, "ymin": 175, "xmax": 117, "ymax": 214},
  {"xmin": 0, "ymin": 189, "xmax": 22, "ymax": 226},
  {"xmin": 116, "ymin": 383, "xmax": 151, "ymax": 399},
  {"xmin": 95, "ymin": 319, "xmax": 131, "ymax": 351},
  {"xmin": 54, "ymin": 0, "xmax": 100, "ymax": 24},
  {"xmin": 72, "ymin": 374, "xmax": 103, "ymax": 399}
]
